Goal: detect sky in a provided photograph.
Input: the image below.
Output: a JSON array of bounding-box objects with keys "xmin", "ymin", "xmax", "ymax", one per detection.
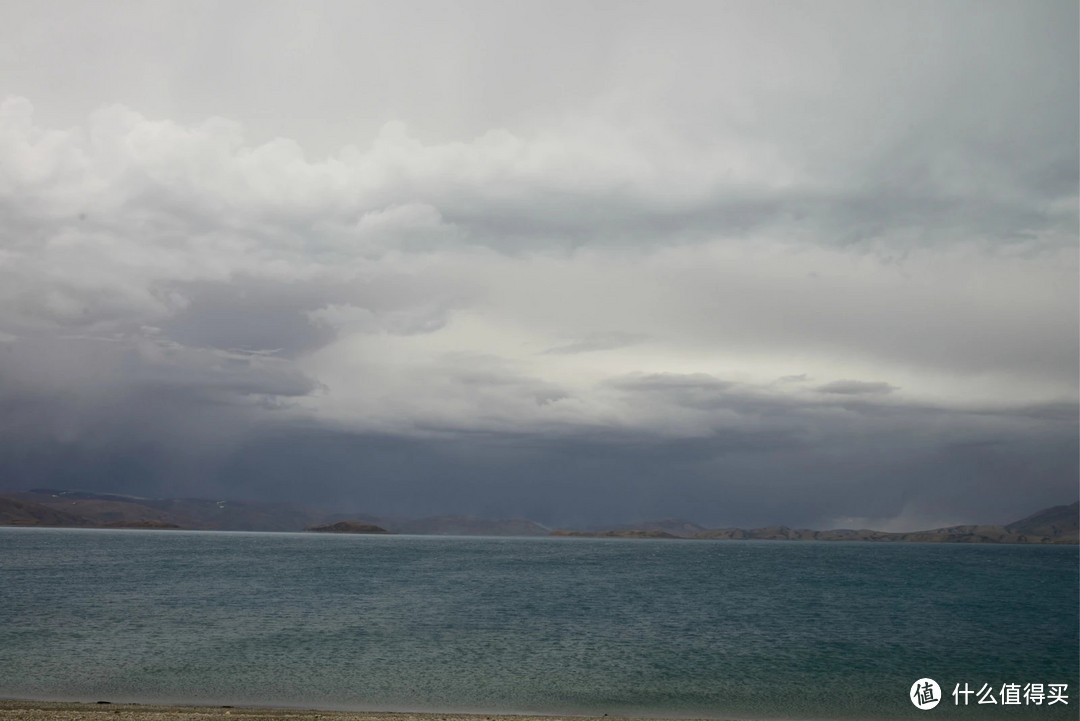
[{"xmin": 0, "ymin": 0, "xmax": 1075, "ymax": 530}]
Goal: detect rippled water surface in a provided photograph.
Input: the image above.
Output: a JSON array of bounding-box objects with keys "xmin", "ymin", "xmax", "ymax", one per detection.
[{"xmin": 0, "ymin": 528, "xmax": 1076, "ymax": 719}]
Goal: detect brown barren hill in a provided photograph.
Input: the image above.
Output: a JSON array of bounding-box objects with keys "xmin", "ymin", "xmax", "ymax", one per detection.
[
  {"xmin": 4, "ymin": 490, "xmax": 194, "ymax": 528},
  {"xmin": 0, "ymin": 496, "xmax": 92, "ymax": 527},
  {"xmin": 1005, "ymin": 501, "xmax": 1079, "ymax": 542}
]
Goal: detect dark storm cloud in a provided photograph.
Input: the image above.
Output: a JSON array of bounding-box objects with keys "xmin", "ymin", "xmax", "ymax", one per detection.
[
  {"xmin": 2, "ymin": 399, "xmax": 1071, "ymax": 531},
  {"xmin": 160, "ymin": 280, "xmax": 342, "ymax": 356},
  {"xmin": 0, "ymin": 0, "xmax": 1074, "ymax": 529},
  {"xmin": 816, "ymin": 380, "xmax": 896, "ymax": 396}
]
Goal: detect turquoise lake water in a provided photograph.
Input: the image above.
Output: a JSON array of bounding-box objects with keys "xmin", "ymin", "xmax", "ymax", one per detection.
[{"xmin": 0, "ymin": 527, "xmax": 1076, "ymax": 720}]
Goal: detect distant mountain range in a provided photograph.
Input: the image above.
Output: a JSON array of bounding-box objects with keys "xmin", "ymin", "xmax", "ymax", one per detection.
[
  {"xmin": 0, "ymin": 488, "xmax": 1075, "ymax": 544},
  {"xmin": 557, "ymin": 504, "xmax": 1079, "ymax": 544},
  {"xmin": 0, "ymin": 489, "xmax": 550, "ymax": 536}
]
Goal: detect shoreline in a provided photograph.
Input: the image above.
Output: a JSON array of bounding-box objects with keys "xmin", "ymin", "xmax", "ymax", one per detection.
[
  {"xmin": 1, "ymin": 525, "xmax": 1076, "ymax": 546},
  {"xmin": 0, "ymin": 701, "xmax": 738, "ymax": 721}
]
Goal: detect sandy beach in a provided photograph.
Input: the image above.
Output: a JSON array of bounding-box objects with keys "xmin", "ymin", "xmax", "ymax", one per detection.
[{"xmin": 0, "ymin": 701, "xmax": 727, "ymax": 721}]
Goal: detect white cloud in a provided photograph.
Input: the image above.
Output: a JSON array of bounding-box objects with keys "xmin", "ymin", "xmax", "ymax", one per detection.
[{"xmin": 0, "ymin": 96, "xmax": 1074, "ymax": 447}]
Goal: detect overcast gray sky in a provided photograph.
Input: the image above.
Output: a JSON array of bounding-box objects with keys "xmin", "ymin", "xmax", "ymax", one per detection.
[{"xmin": 0, "ymin": 0, "xmax": 1075, "ymax": 529}]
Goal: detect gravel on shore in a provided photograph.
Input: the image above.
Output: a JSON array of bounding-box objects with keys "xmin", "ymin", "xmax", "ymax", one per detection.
[{"xmin": 0, "ymin": 701, "xmax": 727, "ymax": 721}]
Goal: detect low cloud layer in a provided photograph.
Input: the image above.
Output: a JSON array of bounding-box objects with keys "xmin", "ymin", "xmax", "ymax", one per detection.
[{"xmin": 0, "ymin": 1, "xmax": 1075, "ymax": 529}]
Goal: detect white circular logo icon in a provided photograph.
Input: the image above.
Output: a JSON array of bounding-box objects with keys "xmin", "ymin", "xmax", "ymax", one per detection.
[{"xmin": 911, "ymin": 678, "xmax": 941, "ymax": 710}]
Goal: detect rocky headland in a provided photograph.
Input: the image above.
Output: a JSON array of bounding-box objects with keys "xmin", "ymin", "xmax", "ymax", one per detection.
[{"xmin": 303, "ymin": 521, "xmax": 390, "ymax": 534}]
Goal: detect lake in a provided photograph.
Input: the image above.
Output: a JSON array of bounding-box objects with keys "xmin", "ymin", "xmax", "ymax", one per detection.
[{"xmin": 0, "ymin": 527, "xmax": 1075, "ymax": 719}]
